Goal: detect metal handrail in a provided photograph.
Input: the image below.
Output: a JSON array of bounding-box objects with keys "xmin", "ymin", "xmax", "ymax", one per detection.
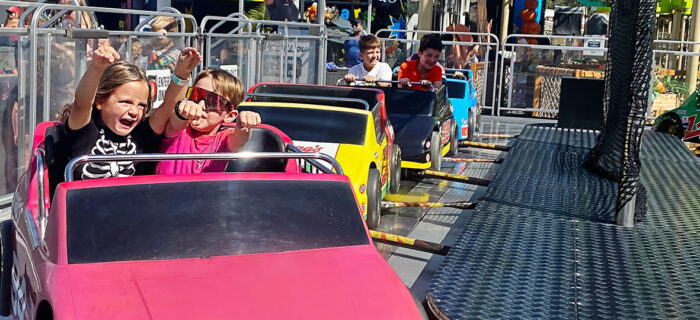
[
  {"xmin": 347, "ymin": 79, "xmax": 437, "ymax": 91},
  {"xmin": 17, "ymin": 0, "xmax": 59, "ymax": 28},
  {"xmin": 134, "ymin": 7, "xmax": 188, "ymax": 32},
  {"xmin": 375, "ymin": 29, "xmax": 500, "ymax": 45},
  {"xmin": 65, "ymin": 152, "xmax": 344, "ymax": 181},
  {"xmin": 246, "ymin": 92, "xmax": 370, "ymax": 111},
  {"xmin": 34, "ymin": 148, "xmax": 47, "ymax": 240},
  {"xmin": 201, "ymin": 13, "xmax": 252, "ymax": 34},
  {"xmin": 504, "ymin": 33, "xmax": 607, "ymax": 42}
]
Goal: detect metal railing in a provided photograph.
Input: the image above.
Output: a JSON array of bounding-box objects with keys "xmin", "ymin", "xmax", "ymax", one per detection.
[
  {"xmin": 498, "ymin": 34, "xmax": 608, "ymax": 116},
  {"xmin": 375, "ymin": 29, "xmax": 500, "ymax": 115},
  {"xmin": 64, "ymin": 152, "xmax": 343, "ymax": 181},
  {"xmin": 200, "ymin": 15, "xmax": 327, "ymax": 89},
  {"xmin": 246, "ymin": 92, "xmax": 370, "ymax": 110}
]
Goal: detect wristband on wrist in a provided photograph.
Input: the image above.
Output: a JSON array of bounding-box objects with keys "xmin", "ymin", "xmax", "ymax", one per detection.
[
  {"xmin": 174, "ymin": 100, "xmax": 188, "ymax": 121},
  {"xmin": 171, "ymin": 70, "xmax": 190, "ymax": 87}
]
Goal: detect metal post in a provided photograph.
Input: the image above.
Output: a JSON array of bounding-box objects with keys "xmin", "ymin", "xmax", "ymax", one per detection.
[
  {"xmin": 500, "ymin": 0, "xmax": 511, "ymax": 42},
  {"xmin": 418, "ymin": 0, "xmax": 433, "ymax": 31},
  {"xmin": 317, "ymin": 0, "xmax": 325, "ymax": 25},
  {"xmin": 43, "ymin": 35, "xmax": 51, "ymax": 122},
  {"xmin": 367, "ymin": 0, "xmax": 372, "ymax": 32},
  {"xmin": 671, "ymin": 9, "xmax": 682, "ymax": 69},
  {"xmin": 616, "ymin": 193, "xmax": 636, "ymax": 227},
  {"xmin": 686, "ymin": 0, "xmax": 700, "ymax": 93}
]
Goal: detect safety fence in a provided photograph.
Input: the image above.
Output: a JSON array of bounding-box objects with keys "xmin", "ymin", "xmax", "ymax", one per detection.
[
  {"xmin": 201, "ymin": 14, "xmax": 327, "ymax": 89},
  {"xmin": 375, "ymin": 29, "xmax": 500, "ymax": 115},
  {"xmin": 498, "ymin": 34, "xmax": 607, "ymax": 117},
  {"xmin": 648, "ymin": 39, "xmax": 700, "ymax": 120}
]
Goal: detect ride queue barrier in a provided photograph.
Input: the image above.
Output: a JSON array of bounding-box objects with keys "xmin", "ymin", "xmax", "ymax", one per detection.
[
  {"xmin": 0, "ymin": 0, "xmax": 44, "ymax": 203},
  {"xmin": 201, "ymin": 14, "xmax": 327, "ymax": 90},
  {"xmin": 369, "ymin": 230, "xmax": 451, "ymax": 256},
  {"xmin": 648, "ymin": 39, "xmax": 700, "ymax": 121},
  {"xmin": 375, "ymin": 29, "xmax": 500, "ymax": 116},
  {"xmin": 498, "ymin": 34, "xmax": 608, "ymax": 117}
]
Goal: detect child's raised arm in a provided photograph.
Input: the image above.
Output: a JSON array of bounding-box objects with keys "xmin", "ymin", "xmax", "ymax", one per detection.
[
  {"xmin": 227, "ymin": 111, "xmax": 261, "ymax": 152},
  {"xmin": 67, "ymin": 46, "xmax": 120, "ymax": 130},
  {"xmin": 148, "ymin": 47, "xmax": 202, "ymax": 136}
]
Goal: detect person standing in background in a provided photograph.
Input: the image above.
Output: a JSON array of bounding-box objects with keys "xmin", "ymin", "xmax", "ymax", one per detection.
[
  {"xmin": 264, "ymin": 0, "xmax": 300, "ymax": 22},
  {"xmin": 344, "ymin": 19, "xmax": 366, "ymax": 68}
]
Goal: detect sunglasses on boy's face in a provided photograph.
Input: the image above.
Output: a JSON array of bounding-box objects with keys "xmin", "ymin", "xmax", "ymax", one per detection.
[{"xmin": 186, "ymin": 86, "xmax": 233, "ymax": 112}]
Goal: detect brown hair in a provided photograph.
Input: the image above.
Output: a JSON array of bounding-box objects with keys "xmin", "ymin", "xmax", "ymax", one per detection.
[
  {"xmin": 359, "ymin": 35, "xmax": 381, "ymax": 52},
  {"xmin": 192, "ymin": 68, "xmax": 244, "ymax": 111},
  {"xmin": 59, "ymin": 62, "xmax": 152, "ymax": 121}
]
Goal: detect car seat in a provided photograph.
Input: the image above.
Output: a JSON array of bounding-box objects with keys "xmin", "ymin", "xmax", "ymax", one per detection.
[{"xmin": 225, "ymin": 124, "xmax": 292, "ymax": 172}]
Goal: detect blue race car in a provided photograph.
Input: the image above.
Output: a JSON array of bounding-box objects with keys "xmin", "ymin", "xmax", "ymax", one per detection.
[{"xmin": 445, "ymin": 70, "xmax": 479, "ymax": 140}]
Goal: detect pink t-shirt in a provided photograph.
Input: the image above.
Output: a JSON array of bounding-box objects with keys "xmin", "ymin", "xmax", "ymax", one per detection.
[{"xmin": 155, "ymin": 127, "xmax": 232, "ymax": 175}]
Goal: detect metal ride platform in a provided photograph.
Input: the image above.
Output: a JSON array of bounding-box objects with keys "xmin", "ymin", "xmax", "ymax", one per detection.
[{"xmin": 427, "ymin": 125, "xmax": 700, "ymax": 319}]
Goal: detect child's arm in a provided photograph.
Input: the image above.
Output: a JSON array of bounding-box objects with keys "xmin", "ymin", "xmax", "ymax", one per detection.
[
  {"xmin": 164, "ymin": 100, "xmax": 206, "ymax": 138},
  {"xmin": 397, "ymin": 63, "xmax": 410, "ymax": 88},
  {"xmin": 148, "ymin": 47, "xmax": 202, "ymax": 136},
  {"xmin": 227, "ymin": 111, "xmax": 261, "ymax": 152},
  {"xmin": 67, "ymin": 46, "xmax": 120, "ymax": 131}
]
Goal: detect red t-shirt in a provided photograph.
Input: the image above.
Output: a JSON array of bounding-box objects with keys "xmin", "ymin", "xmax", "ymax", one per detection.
[{"xmin": 398, "ymin": 60, "xmax": 442, "ymax": 91}]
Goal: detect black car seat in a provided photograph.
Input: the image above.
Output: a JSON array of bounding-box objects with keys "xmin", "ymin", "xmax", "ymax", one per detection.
[
  {"xmin": 42, "ymin": 122, "xmax": 67, "ymax": 199},
  {"xmin": 226, "ymin": 126, "xmax": 288, "ymax": 172}
]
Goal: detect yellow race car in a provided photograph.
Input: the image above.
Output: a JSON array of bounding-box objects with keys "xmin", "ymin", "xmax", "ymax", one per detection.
[{"xmin": 241, "ymin": 84, "xmax": 400, "ymax": 229}]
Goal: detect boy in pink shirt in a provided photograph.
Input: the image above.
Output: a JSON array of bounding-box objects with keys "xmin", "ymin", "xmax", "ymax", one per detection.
[{"xmin": 155, "ymin": 64, "xmax": 261, "ymax": 174}]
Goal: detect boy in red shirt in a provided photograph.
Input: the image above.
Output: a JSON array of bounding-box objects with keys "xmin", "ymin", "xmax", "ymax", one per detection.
[{"xmin": 398, "ymin": 34, "xmax": 444, "ymax": 91}]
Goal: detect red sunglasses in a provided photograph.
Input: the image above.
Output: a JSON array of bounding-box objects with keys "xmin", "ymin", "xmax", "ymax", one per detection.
[{"xmin": 187, "ymin": 86, "xmax": 234, "ymax": 112}]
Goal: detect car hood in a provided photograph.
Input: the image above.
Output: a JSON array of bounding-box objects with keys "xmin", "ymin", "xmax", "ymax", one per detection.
[{"xmin": 65, "ymin": 245, "xmax": 421, "ymax": 320}]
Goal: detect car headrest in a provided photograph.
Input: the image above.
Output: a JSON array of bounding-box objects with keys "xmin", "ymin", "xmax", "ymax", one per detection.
[
  {"xmin": 43, "ymin": 123, "xmax": 65, "ymax": 167},
  {"xmin": 31, "ymin": 121, "xmax": 66, "ymax": 201},
  {"xmin": 226, "ymin": 125, "xmax": 288, "ymax": 172}
]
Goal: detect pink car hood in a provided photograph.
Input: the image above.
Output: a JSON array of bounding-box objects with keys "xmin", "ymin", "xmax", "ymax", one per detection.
[{"xmin": 64, "ymin": 245, "xmax": 420, "ymax": 319}]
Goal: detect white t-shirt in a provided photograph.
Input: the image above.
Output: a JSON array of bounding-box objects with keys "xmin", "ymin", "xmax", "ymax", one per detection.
[{"xmin": 348, "ymin": 62, "xmax": 393, "ymax": 83}]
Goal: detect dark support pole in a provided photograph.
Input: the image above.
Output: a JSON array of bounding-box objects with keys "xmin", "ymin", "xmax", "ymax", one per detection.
[{"xmin": 583, "ymin": 0, "xmax": 655, "ymax": 227}]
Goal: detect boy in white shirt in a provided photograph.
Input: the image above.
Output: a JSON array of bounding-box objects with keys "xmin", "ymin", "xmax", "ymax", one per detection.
[{"xmin": 344, "ymin": 35, "xmax": 392, "ymax": 87}]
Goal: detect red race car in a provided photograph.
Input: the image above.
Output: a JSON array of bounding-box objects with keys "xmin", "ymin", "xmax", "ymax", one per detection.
[{"xmin": 1, "ymin": 122, "xmax": 426, "ymax": 319}]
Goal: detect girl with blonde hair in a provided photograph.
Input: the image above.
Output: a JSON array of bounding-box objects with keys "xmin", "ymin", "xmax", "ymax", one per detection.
[{"xmin": 53, "ymin": 45, "xmax": 201, "ymax": 183}]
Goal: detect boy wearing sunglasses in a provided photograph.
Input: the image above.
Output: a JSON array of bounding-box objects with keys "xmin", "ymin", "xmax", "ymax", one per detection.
[{"xmin": 155, "ymin": 67, "xmax": 261, "ymax": 174}]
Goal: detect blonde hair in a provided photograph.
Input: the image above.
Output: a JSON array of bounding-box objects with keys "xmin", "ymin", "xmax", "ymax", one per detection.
[
  {"xmin": 193, "ymin": 68, "xmax": 244, "ymax": 111},
  {"xmin": 150, "ymin": 16, "xmax": 178, "ymax": 32},
  {"xmin": 59, "ymin": 62, "xmax": 152, "ymax": 121},
  {"xmin": 131, "ymin": 40, "xmax": 142, "ymax": 56}
]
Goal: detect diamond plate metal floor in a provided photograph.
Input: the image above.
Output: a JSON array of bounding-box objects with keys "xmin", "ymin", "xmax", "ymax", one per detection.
[{"xmin": 428, "ymin": 126, "xmax": 700, "ymax": 319}]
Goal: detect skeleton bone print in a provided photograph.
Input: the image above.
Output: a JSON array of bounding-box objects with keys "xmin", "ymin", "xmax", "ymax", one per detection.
[{"xmin": 80, "ymin": 129, "xmax": 137, "ymax": 179}]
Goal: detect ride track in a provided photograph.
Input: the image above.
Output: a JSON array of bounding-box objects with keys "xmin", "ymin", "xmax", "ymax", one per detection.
[{"xmin": 374, "ymin": 116, "xmax": 544, "ymax": 301}]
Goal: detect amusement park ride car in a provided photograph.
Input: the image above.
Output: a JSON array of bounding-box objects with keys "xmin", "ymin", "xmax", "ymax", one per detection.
[
  {"xmin": 243, "ymin": 83, "xmax": 401, "ymax": 228},
  {"xmin": 2, "ymin": 121, "xmax": 427, "ymax": 320}
]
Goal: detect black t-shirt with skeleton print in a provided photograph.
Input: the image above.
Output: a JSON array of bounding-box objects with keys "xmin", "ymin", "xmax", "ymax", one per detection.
[{"xmin": 61, "ymin": 114, "xmax": 160, "ymax": 180}]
